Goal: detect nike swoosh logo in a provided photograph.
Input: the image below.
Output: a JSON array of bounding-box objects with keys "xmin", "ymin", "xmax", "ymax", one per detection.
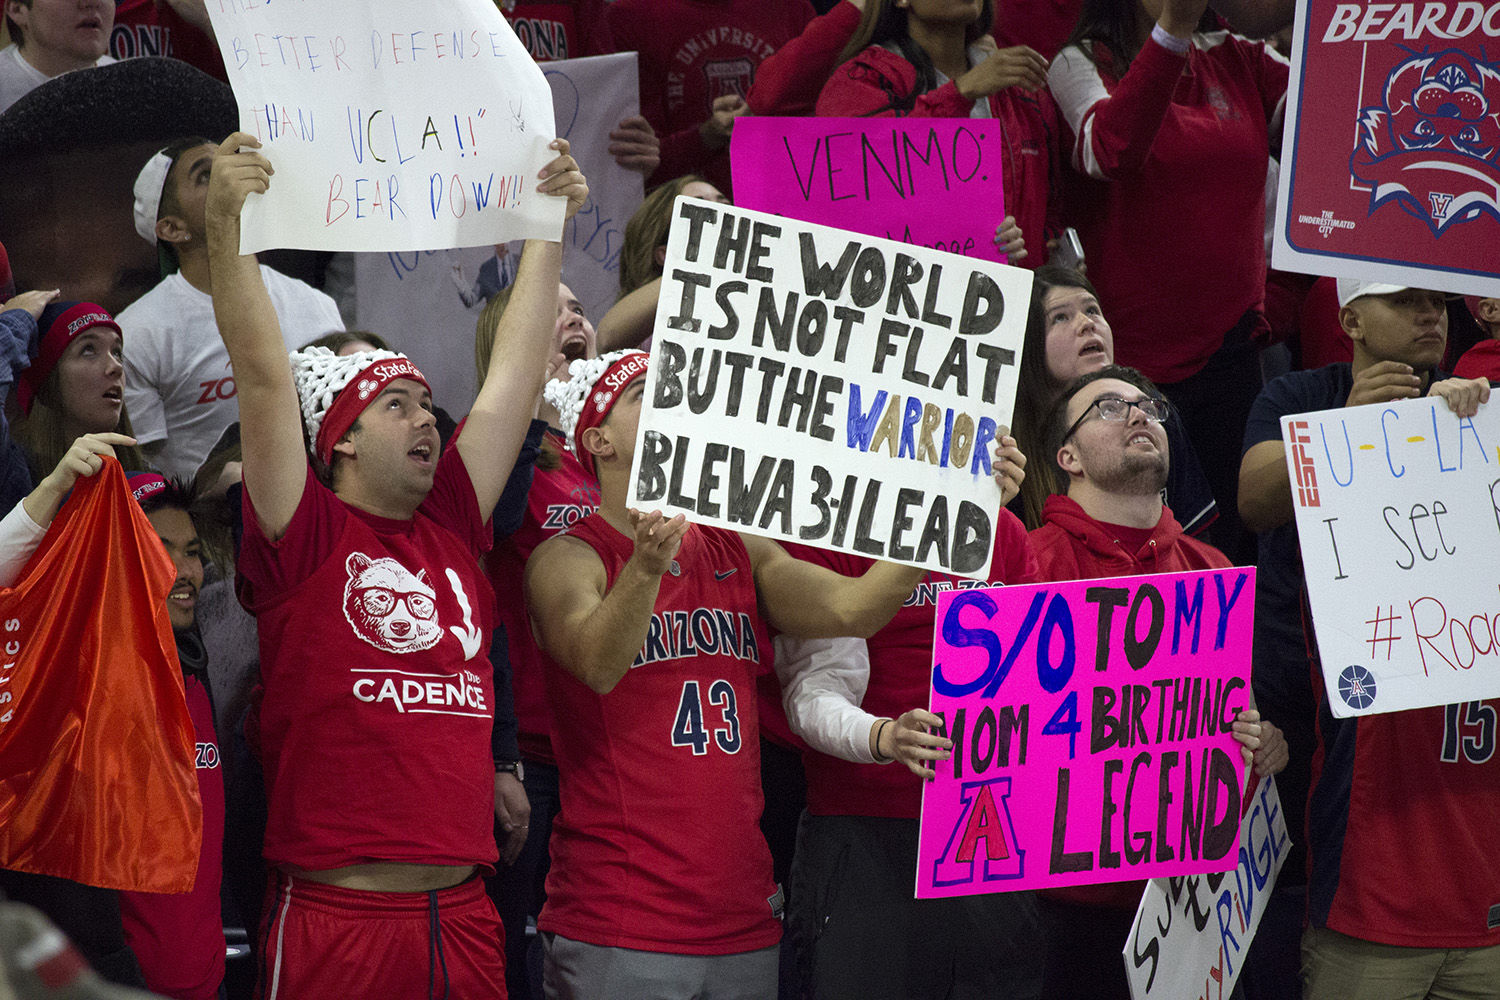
[{"xmin": 714, "ymin": 569, "xmax": 737, "ymax": 581}]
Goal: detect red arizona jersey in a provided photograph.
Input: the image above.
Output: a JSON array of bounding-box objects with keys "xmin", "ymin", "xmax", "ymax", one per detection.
[
  {"xmin": 239, "ymin": 451, "xmax": 497, "ymax": 872},
  {"xmin": 1309, "ymin": 700, "xmax": 1500, "ymax": 947},
  {"xmin": 539, "ymin": 516, "xmax": 781, "ymax": 955},
  {"xmin": 120, "ymin": 673, "xmax": 225, "ymax": 1000},
  {"xmin": 786, "ymin": 510, "xmax": 1038, "ymax": 819},
  {"xmin": 485, "ymin": 431, "xmax": 599, "ymax": 763}
]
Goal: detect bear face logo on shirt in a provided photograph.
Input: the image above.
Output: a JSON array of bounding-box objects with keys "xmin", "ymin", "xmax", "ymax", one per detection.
[{"xmin": 343, "ymin": 553, "xmax": 443, "ymax": 653}]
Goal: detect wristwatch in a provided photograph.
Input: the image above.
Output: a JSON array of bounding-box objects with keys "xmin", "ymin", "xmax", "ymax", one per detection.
[{"xmin": 495, "ymin": 760, "xmax": 525, "ymax": 782}]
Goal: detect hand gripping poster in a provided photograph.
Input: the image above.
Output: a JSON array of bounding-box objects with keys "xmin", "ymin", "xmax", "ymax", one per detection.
[{"xmin": 1273, "ymin": 0, "xmax": 1500, "ymax": 296}]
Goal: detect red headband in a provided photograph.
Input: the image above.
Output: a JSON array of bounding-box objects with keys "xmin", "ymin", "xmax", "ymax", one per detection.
[
  {"xmin": 127, "ymin": 472, "xmax": 169, "ymax": 504},
  {"xmin": 574, "ymin": 352, "xmax": 650, "ymax": 477},
  {"xmin": 18, "ymin": 303, "xmax": 122, "ymax": 416},
  {"xmin": 314, "ymin": 355, "xmax": 431, "ymax": 465}
]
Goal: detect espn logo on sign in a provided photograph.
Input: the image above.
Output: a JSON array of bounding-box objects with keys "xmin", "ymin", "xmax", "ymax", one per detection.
[{"xmin": 1288, "ymin": 420, "xmax": 1319, "ymax": 508}]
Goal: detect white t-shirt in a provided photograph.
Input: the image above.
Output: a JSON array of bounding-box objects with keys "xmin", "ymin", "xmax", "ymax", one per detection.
[
  {"xmin": 121, "ymin": 266, "xmax": 344, "ymax": 482},
  {"xmin": 0, "ymin": 44, "xmax": 116, "ymax": 116}
]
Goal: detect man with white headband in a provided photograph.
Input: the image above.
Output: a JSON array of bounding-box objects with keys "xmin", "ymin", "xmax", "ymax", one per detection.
[
  {"xmin": 205, "ymin": 130, "xmax": 586, "ymax": 1000},
  {"xmin": 524, "ymin": 349, "xmax": 932, "ymax": 999}
]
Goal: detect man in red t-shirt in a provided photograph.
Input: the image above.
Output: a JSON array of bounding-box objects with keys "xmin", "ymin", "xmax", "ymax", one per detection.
[
  {"xmin": 118, "ymin": 473, "xmax": 225, "ymax": 1000},
  {"xmin": 525, "ymin": 350, "xmax": 933, "ymax": 999},
  {"xmin": 204, "ymin": 130, "xmax": 587, "ymax": 999}
]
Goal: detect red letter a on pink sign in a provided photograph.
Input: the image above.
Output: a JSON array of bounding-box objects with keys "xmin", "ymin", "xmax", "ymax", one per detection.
[{"xmin": 955, "ymin": 783, "xmax": 1010, "ymax": 862}]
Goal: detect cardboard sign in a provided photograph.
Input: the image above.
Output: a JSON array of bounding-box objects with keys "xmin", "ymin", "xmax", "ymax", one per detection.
[
  {"xmin": 205, "ymin": 0, "xmax": 562, "ymax": 253},
  {"xmin": 628, "ymin": 198, "xmax": 1033, "ymax": 579},
  {"xmin": 349, "ymin": 52, "xmax": 646, "ymax": 411},
  {"xmin": 537, "ymin": 53, "xmax": 646, "ymax": 322},
  {"xmin": 916, "ymin": 570, "xmax": 1255, "ymax": 897},
  {"xmin": 1273, "ymin": 0, "xmax": 1500, "ymax": 296},
  {"xmin": 1282, "ymin": 396, "xmax": 1500, "ymax": 716},
  {"xmin": 731, "ymin": 117, "xmax": 1007, "ymax": 262},
  {"xmin": 1125, "ymin": 777, "xmax": 1290, "ymax": 1000}
]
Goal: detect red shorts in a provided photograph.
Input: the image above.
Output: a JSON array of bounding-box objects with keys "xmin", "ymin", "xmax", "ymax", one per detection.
[{"xmin": 256, "ymin": 873, "xmax": 506, "ymax": 1000}]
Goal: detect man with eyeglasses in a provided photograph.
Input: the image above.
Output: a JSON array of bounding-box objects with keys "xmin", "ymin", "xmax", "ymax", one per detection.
[
  {"xmin": 1239, "ymin": 278, "xmax": 1498, "ymax": 1000},
  {"xmin": 1025, "ymin": 363, "xmax": 1286, "ymax": 997},
  {"xmin": 1030, "ymin": 364, "xmax": 1227, "ymax": 581}
]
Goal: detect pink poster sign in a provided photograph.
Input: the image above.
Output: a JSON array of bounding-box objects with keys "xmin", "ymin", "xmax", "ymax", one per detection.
[
  {"xmin": 916, "ymin": 568, "xmax": 1256, "ymax": 898},
  {"xmin": 730, "ymin": 117, "xmax": 1007, "ymax": 262}
]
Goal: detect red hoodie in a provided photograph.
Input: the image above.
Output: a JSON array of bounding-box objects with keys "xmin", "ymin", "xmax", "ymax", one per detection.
[
  {"xmin": 1030, "ymin": 493, "xmax": 1230, "ymax": 582},
  {"xmin": 1028, "ymin": 492, "xmax": 1231, "ymax": 908}
]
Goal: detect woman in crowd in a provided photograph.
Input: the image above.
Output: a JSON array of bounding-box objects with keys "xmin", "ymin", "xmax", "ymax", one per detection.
[
  {"xmin": 6, "ymin": 298, "xmax": 147, "ymax": 500},
  {"xmin": 0, "ymin": 295, "xmax": 149, "ymax": 987},
  {"xmin": 598, "ymin": 174, "xmax": 729, "ymax": 352},
  {"xmin": 1011, "ymin": 264, "xmax": 1216, "ymax": 536},
  {"xmin": 1048, "ymin": 0, "xmax": 1288, "ymax": 560},
  {"xmin": 814, "ymin": 0, "xmax": 1060, "ymax": 267}
]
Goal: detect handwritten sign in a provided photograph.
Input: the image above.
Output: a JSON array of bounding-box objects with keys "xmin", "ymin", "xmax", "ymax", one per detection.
[
  {"xmin": 628, "ymin": 198, "xmax": 1033, "ymax": 579},
  {"xmin": 1273, "ymin": 0, "xmax": 1500, "ymax": 297},
  {"xmin": 732, "ymin": 117, "xmax": 1007, "ymax": 262},
  {"xmin": 533, "ymin": 53, "xmax": 644, "ymax": 322},
  {"xmin": 1282, "ymin": 396, "xmax": 1500, "ymax": 716},
  {"xmin": 205, "ymin": 0, "xmax": 562, "ymax": 253},
  {"xmin": 916, "ymin": 570, "xmax": 1255, "ymax": 897},
  {"xmin": 1125, "ymin": 777, "xmax": 1289, "ymax": 1000}
]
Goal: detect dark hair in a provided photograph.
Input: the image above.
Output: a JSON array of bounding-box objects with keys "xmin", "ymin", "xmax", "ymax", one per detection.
[
  {"xmin": 1012, "ymin": 265, "xmax": 1102, "ymax": 527},
  {"xmin": 5, "ymin": 1, "xmax": 29, "ymax": 48},
  {"xmin": 301, "ymin": 330, "xmax": 391, "ymax": 354},
  {"xmin": 839, "ymin": 0, "xmax": 996, "ymax": 106},
  {"xmin": 154, "ymin": 135, "xmax": 216, "ymax": 271},
  {"xmin": 1065, "ymin": 0, "xmax": 1216, "ymax": 71},
  {"xmin": 137, "ymin": 476, "xmax": 195, "ymax": 517},
  {"xmin": 1043, "ymin": 364, "xmax": 1165, "ymax": 484}
]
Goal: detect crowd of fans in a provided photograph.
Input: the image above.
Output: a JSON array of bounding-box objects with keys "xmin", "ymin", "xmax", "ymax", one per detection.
[{"xmin": 1, "ymin": 0, "xmax": 1498, "ymax": 998}]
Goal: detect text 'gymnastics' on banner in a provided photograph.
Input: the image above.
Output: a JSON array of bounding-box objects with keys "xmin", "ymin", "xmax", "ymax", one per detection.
[
  {"xmin": 731, "ymin": 117, "xmax": 1008, "ymax": 263},
  {"xmin": 1272, "ymin": 0, "xmax": 1500, "ymax": 297},
  {"xmin": 204, "ymin": 0, "xmax": 562, "ymax": 254},
  {"xmin": 626, "ymin": 198, "xmax": 1034, "ymax": 579},
  {"xmin": 916, "ymin": 569, "xmax": 1255, "ymax": 898},
  {"xmin": 1124, "ymin": 776, "xmax": 1290, "ymax": 1000},
  {"xmin": 1282, "ymin": 396, "xmax": 1500, "ymax": 717}
]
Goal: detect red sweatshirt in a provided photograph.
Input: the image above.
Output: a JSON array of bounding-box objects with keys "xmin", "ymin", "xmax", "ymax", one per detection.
[
  {"xmin": 815, "ymin": 44, "xmax": 1063, "ymax": 268},
  {"xmin": 589, "ymin": 0, "xmax": 816, "ymax": 194},
  {"xmin": 747, "ymin": 0, "xmax": 862, "ymax": 116},
  {"xmin": 1030, "ymin": 493, "xmax": 1231, "ymax": 582},
  {"xmin": 1048, "ymin": 33, "xmax": 1288, "ymax": 382},
  {"xmin": 1030, "ymin": 492, "xmax": 1232, "ymax": 908}
]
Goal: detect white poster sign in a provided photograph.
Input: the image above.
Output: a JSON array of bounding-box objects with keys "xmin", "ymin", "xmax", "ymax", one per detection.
[
  {"xmin": 1283, "ymin": 396, "xmax": 1500, "ymax": 716},
  {"xmin": 628, "ymin": 198, "xmax": 1033, "ymax": 579},
  {"xmin": 529, "ymin": 53, "xmax": 644, "ymax": 323},
  {"xmin": 1125, "ymin": 777, "xmax": 1290, "ymax": 1000},
  {"xmin": 205, "ymin": 0, "xmax": 561, "ymax": 253}
]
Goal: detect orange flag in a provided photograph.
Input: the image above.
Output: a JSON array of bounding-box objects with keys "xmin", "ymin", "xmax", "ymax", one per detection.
[{"xmin": 0, "ymin": 458, "xmax": 201, "ymax": 892}]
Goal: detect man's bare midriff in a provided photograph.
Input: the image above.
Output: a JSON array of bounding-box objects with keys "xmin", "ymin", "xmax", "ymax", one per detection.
[{"xmin": 287, "ymin": 861, "xmax": 476, "ymax": 892}]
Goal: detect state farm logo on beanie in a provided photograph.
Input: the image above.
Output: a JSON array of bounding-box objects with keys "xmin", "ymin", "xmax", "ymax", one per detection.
[
  {"xmin": 288, "ymin": 347, "xmax": 431, "ymax": 465},
  {"xmin": 543, "ymin": 350, "xmax": 649, "ymax": 478}
]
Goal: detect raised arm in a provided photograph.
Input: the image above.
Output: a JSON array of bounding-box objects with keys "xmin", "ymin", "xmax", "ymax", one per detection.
[
  {"xmin": 1048, "ymin": 0, "xmax": 1209, "ymax": 179},
  {"xmin": 525, "ymin": 511, "xmax": 689, "ymax": 695},
  {"xmin": 596, "ymin": 277, "xmax": 661, "ymax": 353},
  {"xmin": 204, "ymin": 133, "xmax": 306, "ymax": 540},
  {"xmin": 458, "ymin": 141, "xmax": 587, "ymax": 518},
  {"xmin": 744, "ymin": 535, "xmax": 925, "ymax": 639}
]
